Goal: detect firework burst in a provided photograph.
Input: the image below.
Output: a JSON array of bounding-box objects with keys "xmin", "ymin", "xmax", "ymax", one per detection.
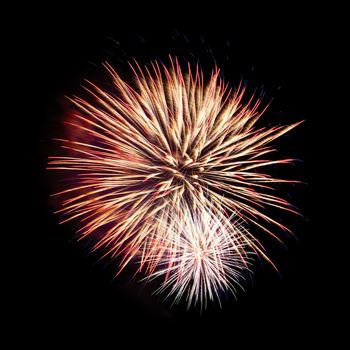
[
  {"xmin": 143, "ymin": 202, "xmax": 253, "ymax": 309},
  {"xmin": 48, "ymin": 57, "xmax": 300, "ymax": 307}
]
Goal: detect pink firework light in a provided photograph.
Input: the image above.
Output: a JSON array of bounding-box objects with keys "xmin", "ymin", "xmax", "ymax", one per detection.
[{"xmin": 48, "ymin": 57, "xmax": 302, "ymax": 308}]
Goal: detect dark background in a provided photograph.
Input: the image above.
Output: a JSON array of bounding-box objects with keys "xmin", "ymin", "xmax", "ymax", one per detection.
[{"xmin": 14, "ymin": 3, "xmax": 340, "ymax": 345}]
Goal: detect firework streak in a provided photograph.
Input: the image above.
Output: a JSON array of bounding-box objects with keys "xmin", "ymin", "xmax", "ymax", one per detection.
[{"xmin": 48, "ymin": 57, "xmax": 301, "ymax": 308}]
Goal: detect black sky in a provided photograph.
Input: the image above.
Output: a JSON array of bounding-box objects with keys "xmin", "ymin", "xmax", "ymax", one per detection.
[{"xmin": 12, "ymin": 4, "xmax": 340, "ymax": 345}]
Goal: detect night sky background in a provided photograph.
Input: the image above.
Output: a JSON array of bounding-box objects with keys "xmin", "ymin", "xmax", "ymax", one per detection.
[{"xmin": 14, "ymin": 3, "xmax": 341, "ymax": 346}]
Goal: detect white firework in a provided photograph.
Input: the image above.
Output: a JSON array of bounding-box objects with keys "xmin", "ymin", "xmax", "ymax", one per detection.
[{"xmin": 143, "ymin": 203, "xmax": 253, "ymax": 309}]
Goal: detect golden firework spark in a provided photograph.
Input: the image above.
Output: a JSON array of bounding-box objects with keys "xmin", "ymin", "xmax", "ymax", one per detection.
[{"xmin": 48, "ymin": 57, "xmax": 300, "ymax": 306}]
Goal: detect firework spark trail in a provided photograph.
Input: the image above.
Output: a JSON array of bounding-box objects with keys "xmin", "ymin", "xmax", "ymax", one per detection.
[
  {"xmin": 143, "ymin": 202, "xmax": 253, "ymax": 309},
  {"xmin": 49, "ymin": 57, "xmax": 300, "ymax": 304}
]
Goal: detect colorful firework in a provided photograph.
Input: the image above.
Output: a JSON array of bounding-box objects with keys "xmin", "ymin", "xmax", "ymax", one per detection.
[{"xmin": 48, "ymin": 57, "xmax": 300, "ymax": 307}]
